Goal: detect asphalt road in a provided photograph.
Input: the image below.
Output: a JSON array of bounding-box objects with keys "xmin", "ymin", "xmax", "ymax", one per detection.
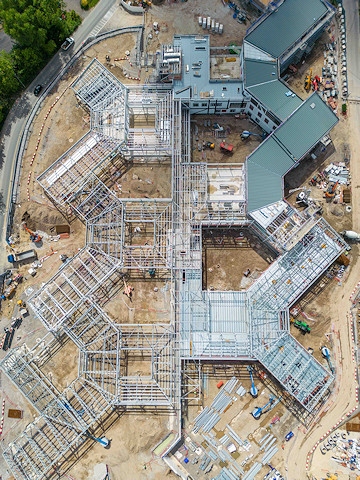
[{"xmin": 0, "ymin": 0, "xmax": 116, "ymax": 273}]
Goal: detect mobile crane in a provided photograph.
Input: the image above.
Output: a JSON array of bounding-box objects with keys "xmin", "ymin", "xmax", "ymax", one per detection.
[
  {"xmin": 247, "ymin": 365, "xmax": 258, "ymax": 398},
  {"xmin": 251, "ymin": 396, "xmax": 275, "ymax": 419}
]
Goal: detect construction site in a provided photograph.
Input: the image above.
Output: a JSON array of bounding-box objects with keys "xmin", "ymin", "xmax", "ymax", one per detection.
[{"xmin": 0, "ymin": 0, "xmax": 359, "ymax": 479}]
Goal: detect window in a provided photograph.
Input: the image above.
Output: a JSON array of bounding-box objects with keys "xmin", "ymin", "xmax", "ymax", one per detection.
[
  {"xmin": 266, "ymin": 110, "xmax": 280, "ymax": 124},
  {"xmin": 230, "ymin": 109, "xmax": 236, "ymax": 113},
  {"xmin": 230, "ymin": 102, "xmax": 245, "ymax": 108},
  {"xmin": 264, "ymin": 118, "xmax": 269, "ymax": 124},
  {"xmin": 251, "ymin": 98, "xmax": 258, "ymax": 107},
  {"xmin": 255, "ymin": 117, "xmax": 260, "ymax": 123},
  {"xmin": 257, "ymin": 112, "xmax": 262, "ymax": 118},
  {"xmin": 249, "ymin": 104, "xmax": 254, "ymax": 111},
  {"xmin": 201, "ymin": 102, "xmax": 208, "ymax": 107},
  {"xmin": 222, "ymin": 87, "xmax": 227, "ymax": 91},
  {"xmin": 193, "ymin": 103, "xmax": 199, "ymax": 107}
]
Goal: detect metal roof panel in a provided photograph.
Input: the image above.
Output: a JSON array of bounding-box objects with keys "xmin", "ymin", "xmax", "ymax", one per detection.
[
  {"xmin": 274, "ymin": 92, "xmax": 338, "ymax": 160},
  {"xmin": 245, "ymin": 0, "xmax": 329, "ymax": 58}
]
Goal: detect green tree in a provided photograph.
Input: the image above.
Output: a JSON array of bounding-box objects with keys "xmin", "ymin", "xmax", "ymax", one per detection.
[
  {"xmin": 0, "ymin": 50, "xmax": 19, "ymax": 99},
  {"xmin": 0, "ymin": 0, "xmax": 81, "ymax": 52}
]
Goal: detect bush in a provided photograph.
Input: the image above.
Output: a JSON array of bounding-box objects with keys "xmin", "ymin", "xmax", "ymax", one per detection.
[{"xmin": 80, "ymin": 0, "xmax": 99, "ymax": 9}]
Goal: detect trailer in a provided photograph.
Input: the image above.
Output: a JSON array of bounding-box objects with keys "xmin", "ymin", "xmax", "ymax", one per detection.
[
  {"xmin": 220, "ymin": 142, "xmax": 234, "ymax": 153},
  {"xmin": 8, "ymin": 249, "xmax": 37, "ymax": 265}
]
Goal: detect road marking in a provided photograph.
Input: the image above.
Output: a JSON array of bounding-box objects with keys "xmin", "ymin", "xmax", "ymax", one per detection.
[{"xmin": 89, "ymin": 4, "xmax": 118, "ymax": 38}]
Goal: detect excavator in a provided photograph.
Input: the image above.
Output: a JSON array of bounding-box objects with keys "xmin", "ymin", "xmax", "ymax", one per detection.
[
  {"xmin": 324, "ymin": 181, "xmax": 339, "ymax": 200},
  {"xmin": 22, "ymin": 222, "xmax": 42, "ymax": 243}
]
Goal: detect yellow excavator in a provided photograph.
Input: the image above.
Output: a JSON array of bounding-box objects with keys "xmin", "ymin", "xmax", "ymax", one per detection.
[{"xmin": 304, "ymin": 68, "xmax": 312, "ymax": 91}]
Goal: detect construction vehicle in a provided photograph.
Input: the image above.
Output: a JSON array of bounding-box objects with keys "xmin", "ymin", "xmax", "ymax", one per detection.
[
  {"xmin": 204, "ymin": 141, "xmax": 215, "ymax": 149},
  {"xmin": 83, "ymin": 431, "xmax": 111, "ymax": 448},
  {"xmin": 294, "ymin": 320, "xmax": 310, "ymax": 334},
  {"xmin": 321, "ymin": 346, "xmax": 335, "ymax": 373},
  {"xmin": 341, "ymin": 230, "xmax": 360, "ymax": 241},
  {"xmin": 240, "ymin": 130, "xmax": 266, "ymax": 140},
  {"xmin": 304, "ymin": 68, "xmax": 312, "ymax": 91},
  {"xmin": 7, "ymin": 249, "xmax": 37, "ymax": 265},
  {"xmin": 251, "ymin": 395, "xmax": 275, "ymax": 419},
  {"xmin": 247, "ymin": 365, "xmax": 258, "ymax": 398},
  {"xmin": 296, "ymin": 190, "xmax": 311, "ymax": 207},
  {"xmin": 17, "ymin": 300, "xmax": 29, "ymax": 316},
  {"xmin": 1, "ymin": 274, "xmax": 23, "ymax": 300},
  {"xmin": 220, "ymin": 142, "xmax": 234, "ymax": 153},
  {"xmin": 324, "ymin": 181, "xmax": 339, "ymax": 200},
  {"xmin": 22, "ymin": 223, "xmax": 42, "ymax": 243}
]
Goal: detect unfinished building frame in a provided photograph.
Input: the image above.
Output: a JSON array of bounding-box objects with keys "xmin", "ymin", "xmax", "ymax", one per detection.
[{"xmin": 0, "ymin": 18, "xmax": 348, "ymax": 477}]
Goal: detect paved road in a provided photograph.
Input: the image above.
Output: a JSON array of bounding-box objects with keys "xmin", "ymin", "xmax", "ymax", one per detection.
[{"xmin": 0, "ymin": 0, "xmax": 116, "ymax": 273}]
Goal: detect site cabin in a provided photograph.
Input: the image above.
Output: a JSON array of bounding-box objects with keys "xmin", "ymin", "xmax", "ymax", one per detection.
[{"xmin": 220, "ymin": 142, "xmax": 234, "ymax": 153}]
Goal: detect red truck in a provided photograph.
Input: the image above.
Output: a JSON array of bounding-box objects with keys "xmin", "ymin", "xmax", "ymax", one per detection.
[{"xmin": 220, "ymin": 142, "xmax": 234, "ymax": 153}]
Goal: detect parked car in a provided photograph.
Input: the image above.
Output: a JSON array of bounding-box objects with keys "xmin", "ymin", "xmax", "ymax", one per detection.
[
  {"xmin": 285, "ymin": 431, "xmax": 294, "ymax": 442},
  {"xmin": 34, "ymin": 84, "xmax": 42, "ymax": 96}
]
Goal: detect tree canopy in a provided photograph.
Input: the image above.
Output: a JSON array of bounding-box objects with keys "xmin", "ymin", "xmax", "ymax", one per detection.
[
  {"xmin": 0, "ymin": 0, "xmax": 81, "ymax": 126},
  {"xmin": 0, "ymin": 0, "xmax": 81, "ymax": 79}
]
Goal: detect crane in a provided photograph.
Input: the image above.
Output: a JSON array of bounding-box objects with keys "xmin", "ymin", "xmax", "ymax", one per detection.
[
  {"xmin": 321, "ymin": 346, "xmax": 335, "ymax": 374},
  {"xmin": 240, "ymin": 130, "xmax": 267, "ymax": 140},
  {"xmin": 251, "ymin": 395, "xmax": 275, "ymax": 419},
  {"xmin": 22, "ymin": 222, "xmax": 42, "ymax": 243},
  {"xmin": 247, "ymin": 365, "xmax": 258, "ymax": 398}
]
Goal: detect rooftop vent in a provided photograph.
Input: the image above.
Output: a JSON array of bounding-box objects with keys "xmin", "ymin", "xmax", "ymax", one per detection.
[{"xmin": 310, "ymin": 103, "xmax": 316, "ymax": 109}]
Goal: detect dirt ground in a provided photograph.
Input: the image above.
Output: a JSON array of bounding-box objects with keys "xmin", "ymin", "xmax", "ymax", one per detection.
[
  {"xmin": 1, "ymin": 3, "xmax": 359, "ymax": 480},
  {"xmin": 202, "ymin": 227, "xmax": 275, "ymax": 291}
]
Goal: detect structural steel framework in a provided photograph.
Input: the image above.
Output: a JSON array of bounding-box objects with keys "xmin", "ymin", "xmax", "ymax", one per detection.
[{"xmin": 0, "ymin": 55, "xmax": 348, "ymax": 479}]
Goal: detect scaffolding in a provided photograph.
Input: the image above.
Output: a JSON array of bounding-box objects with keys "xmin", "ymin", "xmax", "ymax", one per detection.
[
  {"xmin": 37, "ymin": 132, "xmax": 121, "ymax": 208},
  {"xmin": 72, "ymin": 58, "xmax": 127, "ymax": 110},
  {"xmin": 1, "ymin": 50, "xmax": 350, "ymax": 478},
  {"xmin": 255, "ymin": 333, "xmax": 334, "ymax": 411},
  {"xmin": 28, "ymin": 245, "xmax": 122, "ymax": 332}
]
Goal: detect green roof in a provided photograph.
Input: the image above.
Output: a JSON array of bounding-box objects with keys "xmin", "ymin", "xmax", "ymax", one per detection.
[
  {"xmin": 244, "ymin": 59, "xmax": 277, "ymax": 87},
  {"xmin": 247, "ymin": 160, "xmax": 283, "ymax": 212},
  {"xmin": 245, "ymin": 0, "xmax": 329, "ymax": 58},
  {"xmin": 273, "ymin": 93, "xmax": 338, "ymax": 160},
  {"xmin": 248, "ymin": 79, "xmax": 302, "ymax": 121},
  {"xmin": 246, "ymin": 137, "xmax": 295, "ymax": 212}
]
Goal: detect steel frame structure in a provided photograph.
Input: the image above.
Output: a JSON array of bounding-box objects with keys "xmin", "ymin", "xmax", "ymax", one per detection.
[{"xmin": 0, "ymin": 50, "xmax": 348, "ymax": 478}]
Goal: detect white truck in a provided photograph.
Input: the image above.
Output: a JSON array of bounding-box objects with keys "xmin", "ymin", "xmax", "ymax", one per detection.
[
  {"xmin": 61, "ymin": 37, "xmax": 74, "ymax": 51},
  {"xmin": 341, "ymin": 230, "xmax": 360, "ymax": 241}
]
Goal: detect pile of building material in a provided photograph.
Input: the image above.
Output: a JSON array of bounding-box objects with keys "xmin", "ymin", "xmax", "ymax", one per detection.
[
  {"xmin": 198, "ymin": 16, "xmax": 223, "ymax": 34},
  {"xmin": 321, "ymin": 435, "xmax": 360, "ymax": 472},
  {"xmin": 192, "ymin": 377, "xmax": 239, "ymax": 433},
  {"xmin": 324, "ymin": 162, "xmax": 350, "ymax": 185}
]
